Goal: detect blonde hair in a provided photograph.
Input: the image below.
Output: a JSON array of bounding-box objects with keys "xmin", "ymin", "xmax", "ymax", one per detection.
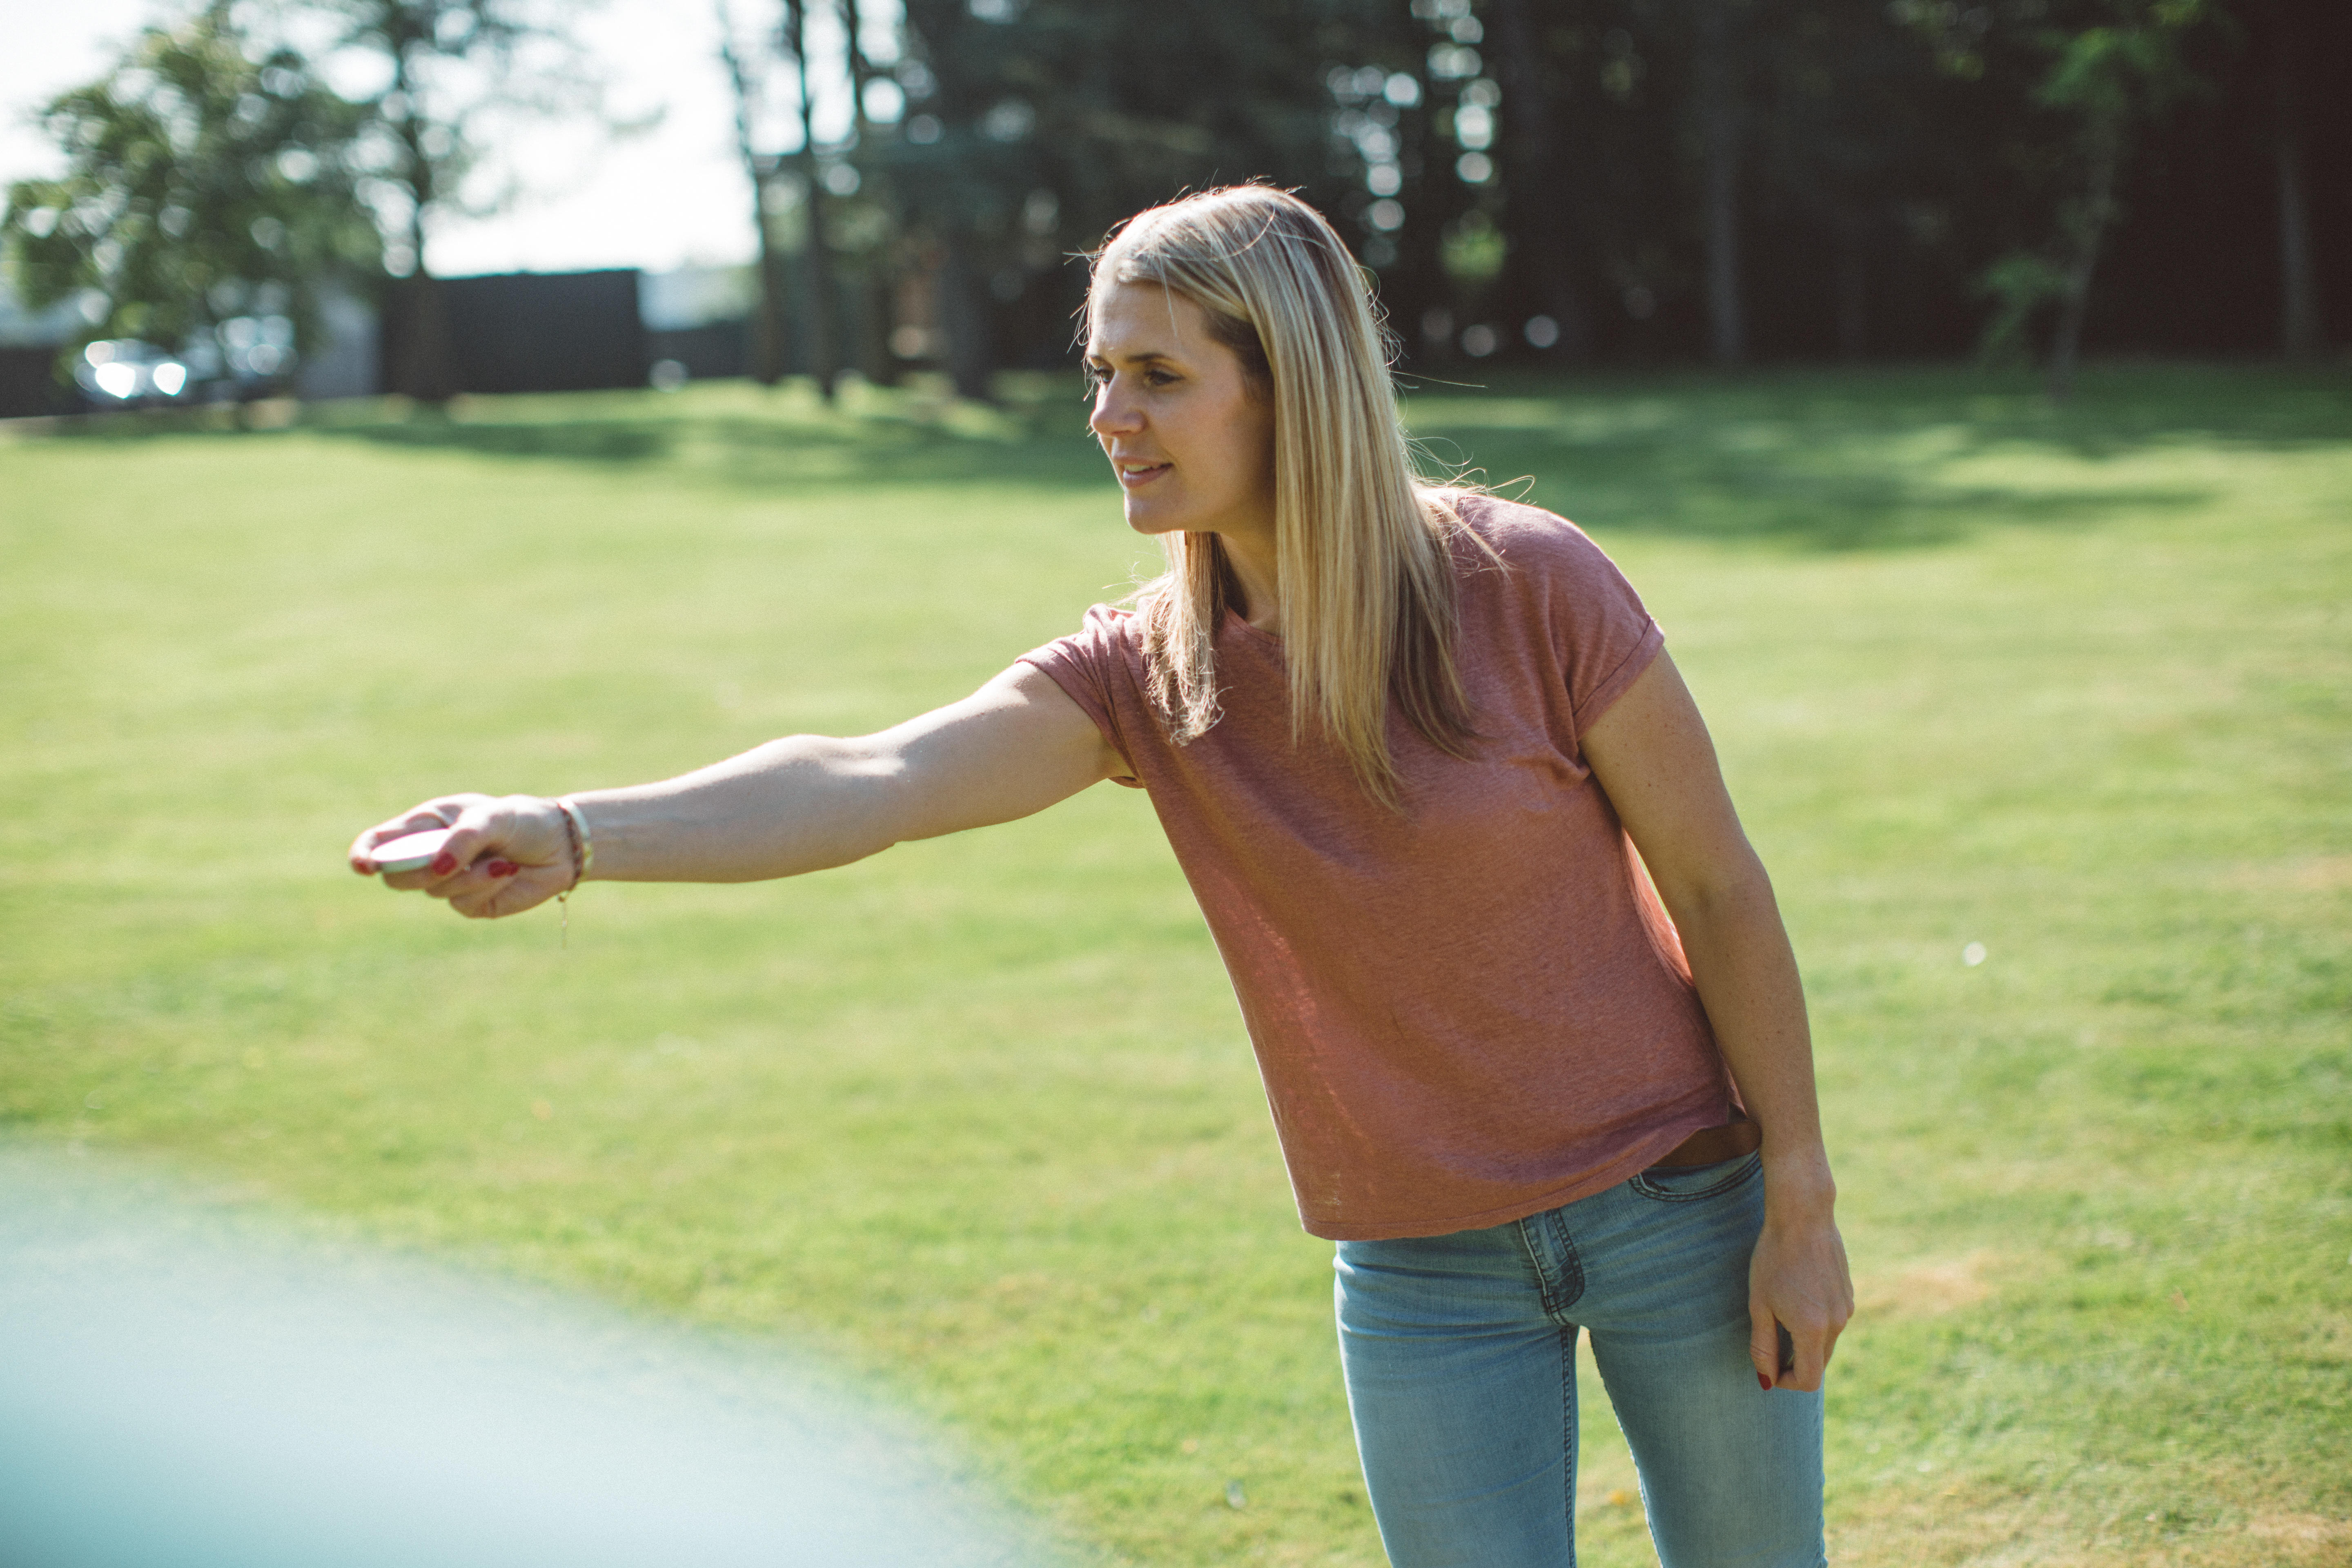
[{"xmin": 1088, "ymin": 185, "xmax": 1476, "ymax": 805}]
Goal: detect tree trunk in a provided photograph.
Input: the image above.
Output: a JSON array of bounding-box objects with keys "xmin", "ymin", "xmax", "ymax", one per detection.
[
  {"xmin": 1693, "ymin": 0, "xmax": 1745, "ymax": 367},
  {"xmin": 786, "ymin": 0, "xmax": 839, "ymax": 403},
  {"xmin": 2047, "ymin": 118, "xmax": 2120, "ymax": 401},
  {"xmin": 715, "ymin": 2, "xmax": 789, "ymax": 385},
  {"xmin": 749, "ymin": 192, "xmax": 791, "ymax": 386},
  {"xmin": 386, "ymin": 81, "xmax": 453, "ymax": 403},
  {"xmin": 2272, "ymin": 4, "xmax": 2325, "ymax": 360},
  {"xmin": 1835, "ymin": 220, "xmax": 1868, "ymax": 362},
  {"xmin": 939, "ymin": 230, "xmax": 993, "ymax": 401},
  {"xmin": 1488, "ymin": 0, "xmax": 1590, "ymax": 362},
  {"xmin": 838, "ymin": 0, "xmax": 900, "ymax": 387}
]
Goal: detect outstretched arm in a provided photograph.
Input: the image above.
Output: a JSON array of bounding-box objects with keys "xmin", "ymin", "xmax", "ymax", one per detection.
[
  {"xmin": 348, "ymin": 662, "xmax": 1124, "ymax": 919},
  {"xmin": 1581, "ymin": 650, "xmax": 1853, "ymax": 1394}
]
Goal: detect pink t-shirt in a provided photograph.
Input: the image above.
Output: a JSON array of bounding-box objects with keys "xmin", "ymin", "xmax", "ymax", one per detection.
[{"xmin": 1019, "ymin": 494, "xmax": 1735, "ymax": 1240}]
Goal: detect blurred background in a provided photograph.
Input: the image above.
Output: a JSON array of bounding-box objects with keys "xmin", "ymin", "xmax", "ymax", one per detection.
[{"xmin": 2, "ymin": 0, "xmax": 2345, "ymax": 418}]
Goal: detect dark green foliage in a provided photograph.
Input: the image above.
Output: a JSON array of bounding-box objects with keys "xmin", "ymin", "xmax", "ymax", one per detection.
[
  {"xmin": 5, "ymin": 0, "xmax": 2339, "ymax": 403},
  {"xmin": 851, "ymin": 0, "xmax": 2343, "ymax": 380}
]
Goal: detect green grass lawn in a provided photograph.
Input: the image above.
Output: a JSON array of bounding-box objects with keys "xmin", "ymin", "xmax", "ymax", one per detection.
[{"xmin": 2, "ymin": 363, "xmax": 2345, "ymax": 1566}]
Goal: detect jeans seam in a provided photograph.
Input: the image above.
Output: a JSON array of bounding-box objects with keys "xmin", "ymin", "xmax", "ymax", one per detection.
[
  {"xmin": 1541, "ymin": 1208, "xmax": 1586, "ymax": 1316},
  {"xmin": 1560, "ymin": 1322, "xmax": 1579, "ymax": 1568},
  {"xmin": 1515, "ymin": 1216, "xmax": 1562, "ymax": 1316},
  {"xmin": 1514, "ymin": 1214, "xmax": 1587, "ymax": 1318},
  {"xmin": 1550, "ymin": 1209, "xmax": 1587, "ymax": 1314}
]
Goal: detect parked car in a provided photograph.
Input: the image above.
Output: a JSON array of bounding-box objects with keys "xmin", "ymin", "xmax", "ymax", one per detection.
[{"xmin": 72, "ymin": 339, "xmax": 196, "ymax": 405}]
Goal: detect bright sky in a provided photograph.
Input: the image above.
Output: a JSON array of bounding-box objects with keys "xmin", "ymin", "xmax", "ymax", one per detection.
[{"xmin": 0, "ymin": 0, "xmax": 882, "ymax": 276}]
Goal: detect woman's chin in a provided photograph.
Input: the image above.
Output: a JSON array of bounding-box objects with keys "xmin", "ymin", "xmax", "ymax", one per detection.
[{"xmin": 1123, "ymin": 500, "xmax": 1189, "ymax": 538}]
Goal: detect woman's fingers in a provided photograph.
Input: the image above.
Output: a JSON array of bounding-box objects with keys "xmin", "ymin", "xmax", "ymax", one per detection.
[
  {"xmin": 1747, "ymin": 1298, "xmax": 1780, "ymax": 1391},
  {"xmin": 428, "ymin": 799, "xmax": 514, "ymax": 885},
  {"xmin": 348, "ymin": 794, "xmax": 484, "ymax": 874},
  {"xmin": 1784, "ymin": 1317, "xmax": 1830, "ymax": 1392},
  {"xmin": 446, "ymin": 864, "xmax": 520, "ymax": 919},
  {"xmin": 1748, "ymin": 1222, "xmax": 1853, "ymax": 1393},
  {"xmin": 1752, "ymin": 1299, "xmax": 1833, "ymax": 1392},
  {"xmin": 447, "ymin": 851, "xmax": 569, "ymax": 919},
  {"xmin": 356, "ymin": 794, "xmax": 574, "ymax": 918}
]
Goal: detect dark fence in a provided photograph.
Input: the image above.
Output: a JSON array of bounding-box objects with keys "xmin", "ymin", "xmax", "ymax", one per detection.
[
  {"xmin": 383, "ymin": 269, "xmax": 649, "ymax": 396},
  {"xmin": 0, "ymin": 347, "xmax": 80, "ymax": 420},
  {"xmin": 646, "ymin": 322, "xmax": 749, "ymax": 381}
]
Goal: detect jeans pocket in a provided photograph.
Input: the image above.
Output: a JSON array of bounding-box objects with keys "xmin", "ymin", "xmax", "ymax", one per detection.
[{"xmin": 1628, "ymin": 1149, "xmax": 1763, "ymax": 1202}]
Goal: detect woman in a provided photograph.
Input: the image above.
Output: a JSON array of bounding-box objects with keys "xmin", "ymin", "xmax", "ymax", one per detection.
[{"xmin": 352, "ymin": 185, "xmax": 1851, "ymax": 1568}]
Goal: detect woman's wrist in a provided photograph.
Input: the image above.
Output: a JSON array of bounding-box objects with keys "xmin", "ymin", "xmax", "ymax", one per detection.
[
  {"xmin": 552, "ymin": 795, "xmax": 595, "ymax": 888},
  {"xmin": 1760, "ymin": 1145, "xmax": 1838, "ymax": 1224}
]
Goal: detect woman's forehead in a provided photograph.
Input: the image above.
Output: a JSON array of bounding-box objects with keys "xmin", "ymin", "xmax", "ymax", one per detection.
[{"xmin": 1087, "ymin": 280, "xmax": 1207, "ymax": 359}]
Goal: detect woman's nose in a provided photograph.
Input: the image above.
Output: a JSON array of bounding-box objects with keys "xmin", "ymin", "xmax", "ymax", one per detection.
[{"xmin": 1088, "ymin": 381, "xmax": 1140, "ymax": 438}]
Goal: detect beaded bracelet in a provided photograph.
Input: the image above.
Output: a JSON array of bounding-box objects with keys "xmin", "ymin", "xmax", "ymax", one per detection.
[{"xmin": 554, "ymin": 796, "xmax": 595, "ymax": 946}]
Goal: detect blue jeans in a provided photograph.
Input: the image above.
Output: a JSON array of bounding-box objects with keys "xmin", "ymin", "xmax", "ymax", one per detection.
[{"xmin": 1334, "ymin": 1154, "xmax": 1824, "ymax": 1568}]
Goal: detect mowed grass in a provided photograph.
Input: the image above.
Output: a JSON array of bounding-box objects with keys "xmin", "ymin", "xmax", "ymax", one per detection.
[{"xmin": 2, "ymin": 364, "xmax": 2345, "ymax": 1566}]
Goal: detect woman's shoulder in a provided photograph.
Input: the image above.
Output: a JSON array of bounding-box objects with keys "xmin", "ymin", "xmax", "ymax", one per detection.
[
  {"xmin": 1022, "ymin": 599, "xmax": 1147, "ymax": 678},
  {"xmin": 1426, "ymin": 488, "xmax": 1620, "ymax": 581},
  {"xmin": 1076, "ymin": 599, "xmax": 1144, "ymax": 636}
]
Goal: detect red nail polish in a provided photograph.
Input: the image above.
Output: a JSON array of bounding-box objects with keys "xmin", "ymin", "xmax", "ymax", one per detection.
[
  {"xmin": 430, "ymin": 852, "xmax": 458, "ymax": 875},
  {"xmin": 1757, "ymin": 1372, "xmax": 1772, "ymax": 1391},
  {"xmin": 486, "ymin": 860, "xmax": 518, "ymax": 877}
]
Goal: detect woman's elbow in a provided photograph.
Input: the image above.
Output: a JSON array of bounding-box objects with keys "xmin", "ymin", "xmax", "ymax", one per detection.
[{"xmin": 1650, "ymin": 842, "xmax": 1780, "ymax": 934}]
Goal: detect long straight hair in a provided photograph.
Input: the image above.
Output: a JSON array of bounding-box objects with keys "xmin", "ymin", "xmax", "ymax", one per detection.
[{"xmin": 1088, "ymin": 186, "xmax": 1477, "ymax": 806}]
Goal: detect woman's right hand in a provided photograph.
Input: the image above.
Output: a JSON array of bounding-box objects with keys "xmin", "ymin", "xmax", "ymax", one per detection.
[{"xmin": 348, "ymin": 793, "xmax": 576, "ymax": 920}]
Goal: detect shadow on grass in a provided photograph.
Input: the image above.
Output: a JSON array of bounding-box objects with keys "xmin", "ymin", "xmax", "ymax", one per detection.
[
  {"xmin": 338, "ymin": 416, "xmax": 676, "ymax": 465},
  {"xmin": 1397, "ymin": 361, "xmax": 2351, "ymax": 548},
  {"xmin": 310, "ymin": 398, "xmax": 1115, "ymax": 492},
  {"xmin": 17, "ymin": 378, "xmax": 1111, "ymax": 494},
  {"xmin": 20, "ymin": 362, "xmax": 2343, "ymax": 551},
  {"xmin": 1405, "ymin": 361, "xmax": 2352, "ymax": 455},
  {"xmin": 1423, "ymin": 421, "xmax": 2214, "ymax": 550}
]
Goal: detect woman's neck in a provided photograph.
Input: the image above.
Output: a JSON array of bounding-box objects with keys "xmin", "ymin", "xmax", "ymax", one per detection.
[{"xmin": 1219, "ymin": 526, "xmax": 1282, "ymax": 635}]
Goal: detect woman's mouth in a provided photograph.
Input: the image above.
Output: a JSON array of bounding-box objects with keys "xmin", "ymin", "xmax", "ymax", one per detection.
[{"xmin": 1116, "ymin": 460, "xmax": 1171, "ymax": 489}]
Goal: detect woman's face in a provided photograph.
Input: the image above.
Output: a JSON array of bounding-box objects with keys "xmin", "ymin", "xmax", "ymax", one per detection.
[{"xmin": 1085, "ymin": 281, "xmax": 1276, "ymax": 546}]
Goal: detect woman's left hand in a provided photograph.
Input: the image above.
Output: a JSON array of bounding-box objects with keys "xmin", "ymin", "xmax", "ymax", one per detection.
[
  {"xmin": 1581, "ymin": 655, "xmax": 1855, "ymax": 1393},
  {"xmin": 1748, "ymin": 1197, "xmax": 1853, "ymax": 1392}
]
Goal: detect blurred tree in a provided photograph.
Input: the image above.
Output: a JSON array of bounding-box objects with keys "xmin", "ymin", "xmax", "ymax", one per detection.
[
  {"xmin": 2030, "ymin": 0, "xmax": 2215, "ymax": 395},
  {"xmin": 2261, "ymin": 0, "xmax": 2325, "ymax": 359},
  {"xmin": 716, "ymin": 0, "xmax": 793, "ymax": 387},
  {"xmin": 1902, "ymin": 0, "xmax": 2216, "ymax": 395},
  {"xmin": 1688, "ymin": 0, "xmax": 1750, "ymax": 365},
  {"xmin": 1750, "ymin": 0, "xmax": 1954, "ymax": 360},
  {"xmin": 1488, "ymin": 0, "xmax": 1591, "ymax": 362},
  {"xmin": 886, "ymin": 0, "xmax": 1365, "ymax": 396},
  {"xmin": 837, "ymin": 0, "xmax": 902, "ymax": 388},
  {"xmin": 879, "ymin": 0, "xmax": 1013, "ymax": 398},
  {"xmin": 1375, "ymin": 0, "xmax": 1491, "ymax": 370},
  {"xmin": 718, "ymin": 0, "xmax": 890, "ymax": 397},
  {"xmin": 318, "ymin": 0, "xmax": 601, "ymax": 401},
  {"xmin": 0, "ymin": 2, "xmax": 380, "ymax": 395},
  {"xmin": 783, "ymin": 0, "xmax": 842, "ymax": 401}
]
